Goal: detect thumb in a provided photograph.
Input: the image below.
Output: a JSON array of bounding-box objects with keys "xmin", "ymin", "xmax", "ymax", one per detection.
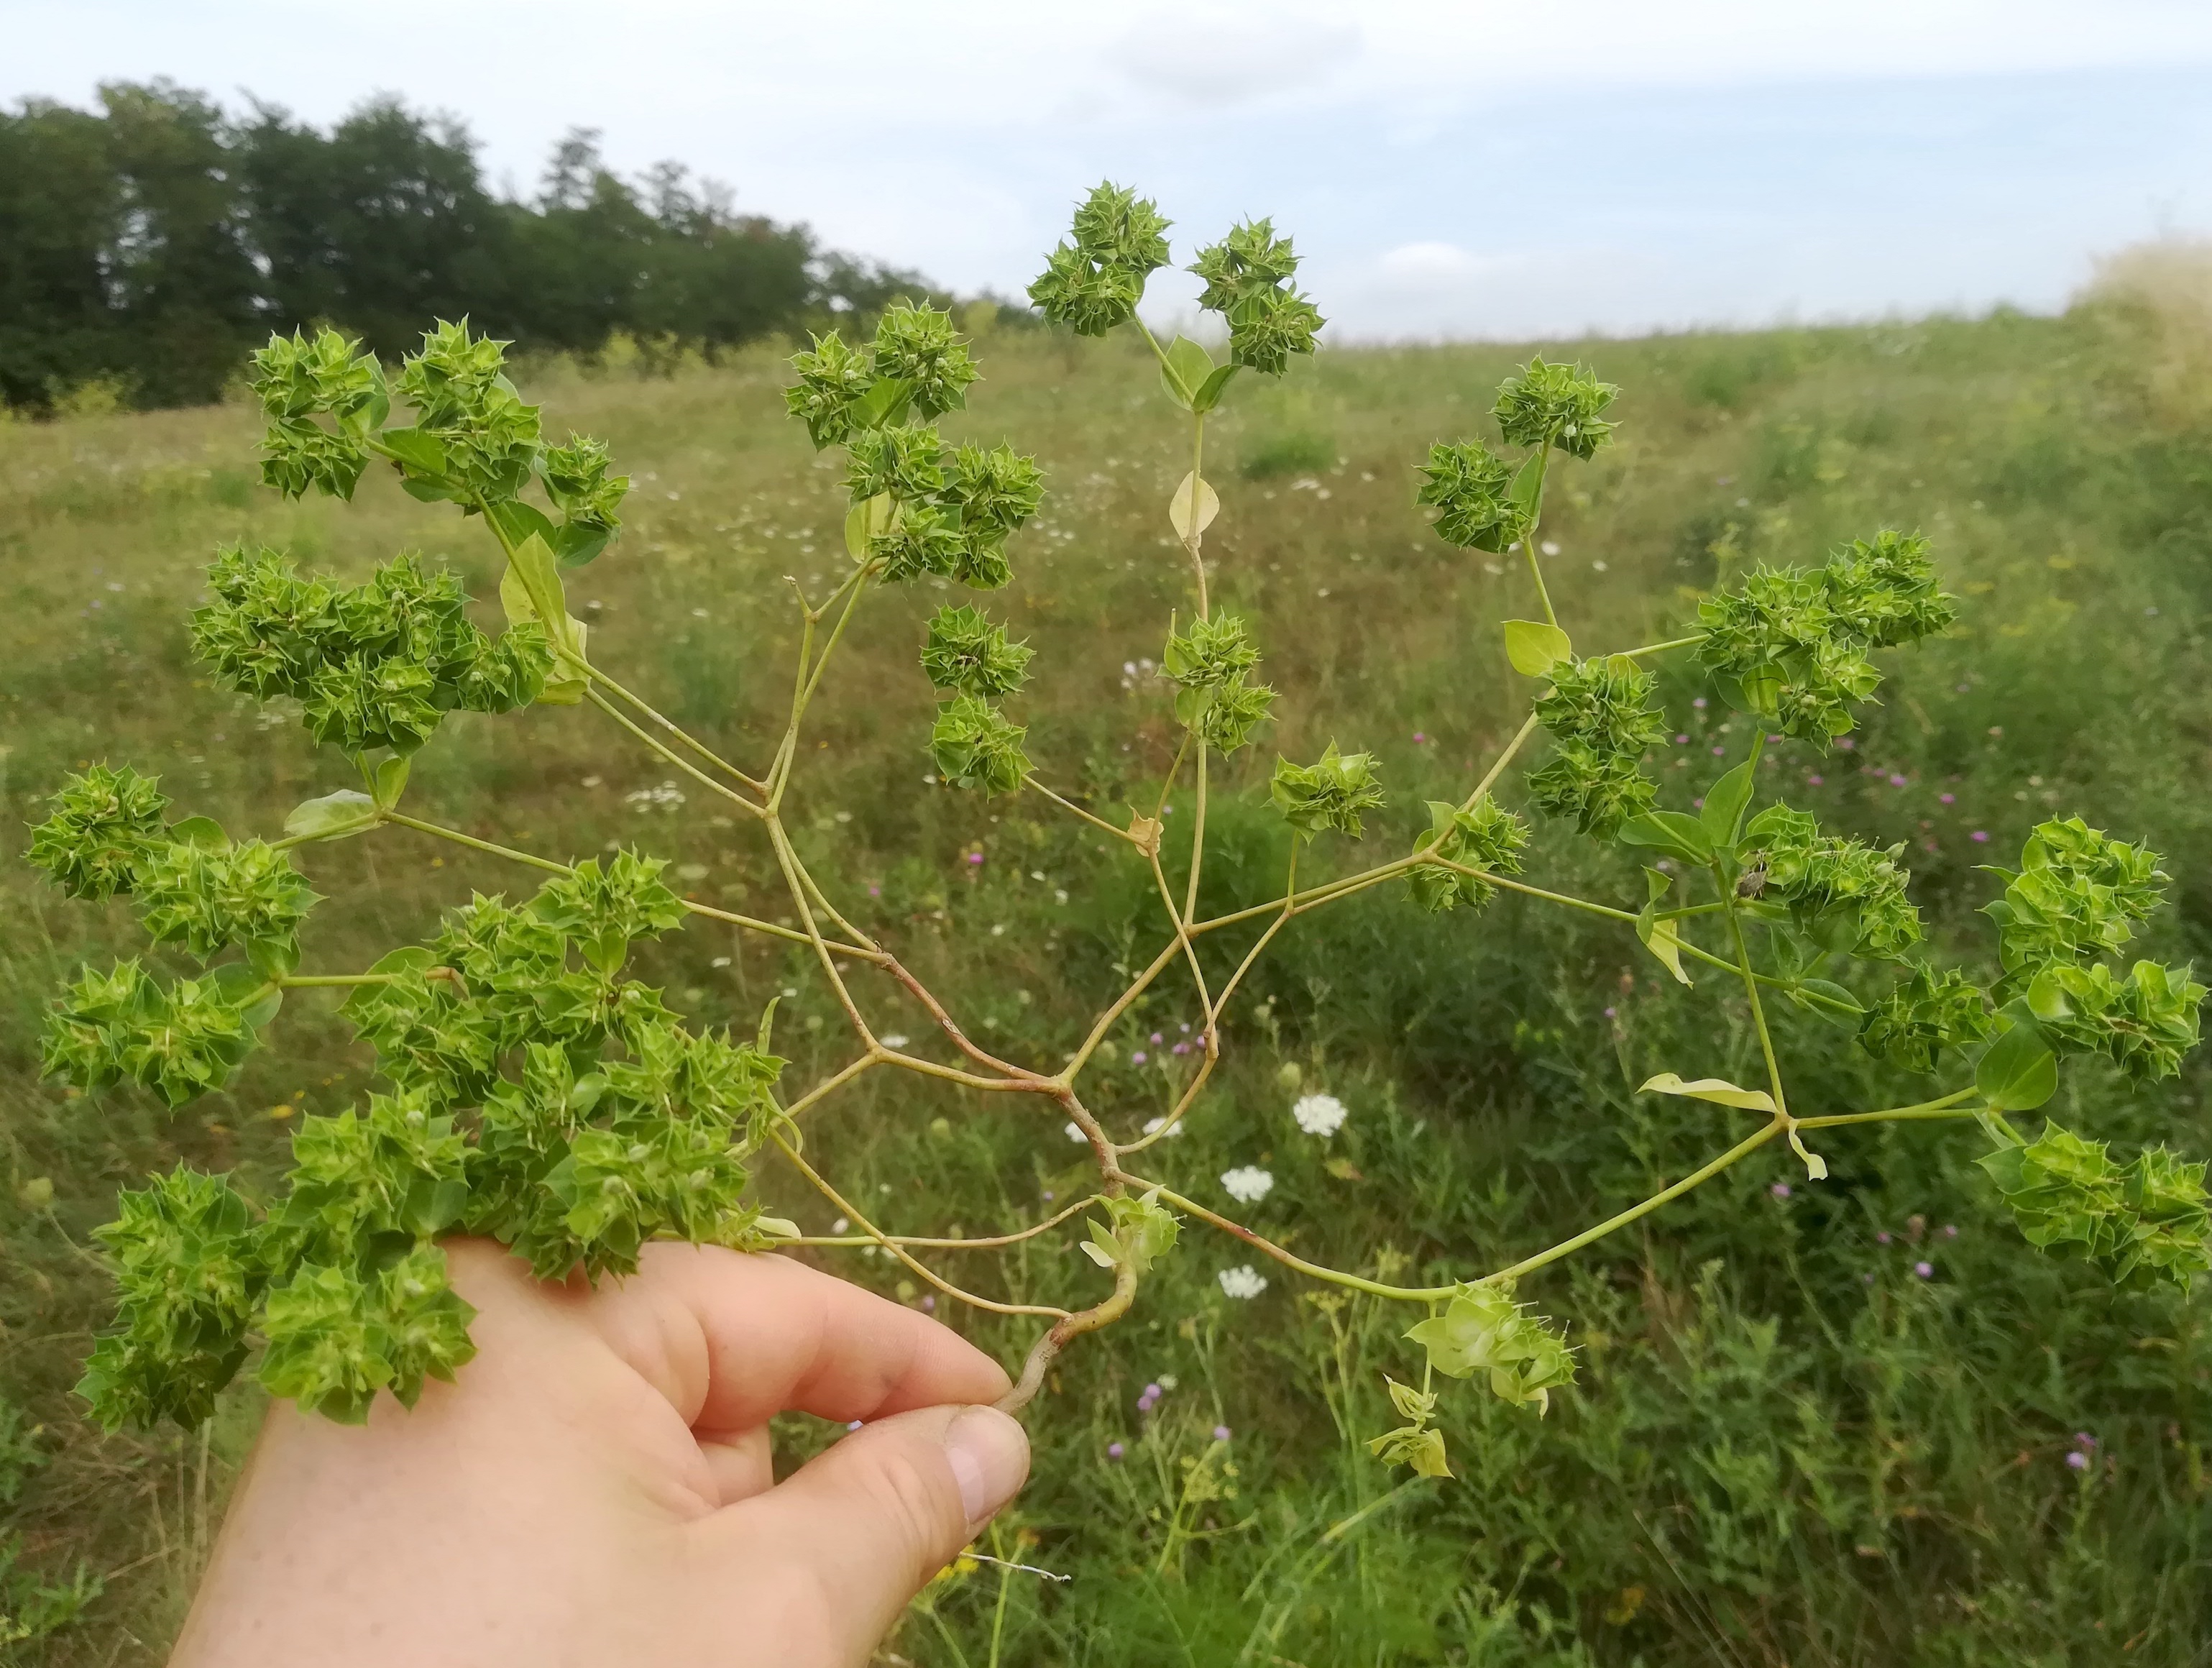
[{"xmin": 710, "ymin": 1403, "xmax": 1029, "ymax": 1656}]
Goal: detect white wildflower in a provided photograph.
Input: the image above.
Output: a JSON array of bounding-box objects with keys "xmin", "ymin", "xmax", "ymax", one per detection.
[
  {"xmin": 879, "ymin": 1033, "xmax": 910, "ymax": 1050},
  {"xmin": 1065, "ymin": 1122, "xmax": 1088, "ymax": 1143},
  {"xmin": 1293, "ymin": 1093, "xmax": 1348, "ymax": 1137},
  {"xmin": 1142, "ymin": 1116, "xmax": 1187, "ymax": 1140},
  {"xmin": 1220, "ymin": 1165, "xmax": 1274, "ymax": 1204},
  {"xmin": 1217, "ymin": 1265, "xmax": 1269, "ymax": 1300}
]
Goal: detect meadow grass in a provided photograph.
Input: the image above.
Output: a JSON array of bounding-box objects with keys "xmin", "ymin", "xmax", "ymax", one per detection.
[{"xmin": 4, "ymin": 290, "xmax": 2212, "ymax": 1664}]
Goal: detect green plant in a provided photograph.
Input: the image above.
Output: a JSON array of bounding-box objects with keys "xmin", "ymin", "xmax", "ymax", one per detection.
[{"xmin": 25, "ymin": 183, "xmax": 2208, "ymax": 1501}]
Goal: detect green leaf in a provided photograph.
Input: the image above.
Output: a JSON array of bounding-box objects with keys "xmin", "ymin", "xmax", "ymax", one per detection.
[
  {"xmin": 484, "ymin": 499, "xmax": 557, "ymax": 552},
  {"xmin": 1507, "ymin": 452, "xmax": 1544, "ymax": 510},
  {"xmin": 1160, "ymin": 335, "xmax": 1216, "ymax": 411},
  {"xmin": 1787, "ymin": 978, "xmax": 1864, "ymax": 1025},
  {"xmin": 206, "ymin": 961, "xmax": 283, "ymax": 1030},
  {"xmin": 1192, "ymin": 362, "xmax": 1241, "ymax": 413},
  {"xmin": 845, "ymin": 492, "xmax": 896, "ymax": 562},
  {"xmin": 1638, "ymin": 1071, "xmax": 1776, "ymax": 1112},
  {"xmin": 168, "ymin": 816, "xmax": 226, "ymax": 851},
  {"xmin": 1978, "ymin": 1015, "xmax": 2059, "ymax": 1111},
  {"xmin": 499, "ymin": 534, "xmax": 588, "ymax": 704},
  {"xmin": 283, "ymin": 790, "xmax": 377, "ymax": 843},
  {"xmin": 1617, "ymin": 811, "xmax": 1714, "ymax": 864},
  {"xmin": 1635, "ymin": 910, "xmax": 1693, "ymax": 986},
  {"xmin": 246, "ymin": 934, "xmax": 300, "ymax": 984},
  {"xmin": 848, "ymin": 376, "xmax": 914, "ymax": 431},
  {"xmin": 550, "ymin": 521, "xmax": 610, "ymax": 569},
  {"xmin": 1700, "ymin": 761, "xmax": 1757, "ymax": 851},
  {"xmin": 372, "ymin": 756, "xmax": 410, "ymax": 810},
  {"xmin": 1167, "ymin": 472, "xmax": 1220, "ymax": 541},
  {"xmin": 377, "ymin": 425, "xmax": 447, "ymax": 477},
  {"xmin": 1502, "ymin": 620, "xmax": 1572, "ymax": 677}
]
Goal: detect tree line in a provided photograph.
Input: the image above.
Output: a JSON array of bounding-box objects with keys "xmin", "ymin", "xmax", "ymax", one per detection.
[{"xmin": 0, "ymin": 81, "xmax": 942, "ymax": 411}]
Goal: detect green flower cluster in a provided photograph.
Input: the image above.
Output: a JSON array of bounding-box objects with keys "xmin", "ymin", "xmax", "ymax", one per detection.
[
  {"xmin": 1492, "ymin": 357, "xmax": 1617, "ymax": 459},
  {"xmin": 1272, "ymin": 744, "xmax": 1386, "ymax": 840},
  {"xmin": 191, "ymin": 545, "xmax": 551, "ymax": 756},
  {"xmin": 25, "ymin": 764, "xmax": 170, "ymax": 900},
  {"xmin": 249, "ymin": 327, "xmax": 388, "ymax": 500},
  {"xmin": 75, "ymin": 1167, "xmax": 265, "ymax": 1429},
  {"xmin": 41, "ymin": 961, "xmax": 272, "ymax": 1109},
  {"xmin": 1406, "ymin": 1286, "xmax": 1576, "ymax": 1415},
  {"xmin": 922, "ymin": 605, "xmax": 1034, "ymax": 698},
  {"xmin": 1528, "ymin": 656, "xmax": 1665, "ymax": 837},
  {"xmin": 1984, "ymin": 817, "xmax": 2165, "ymax": 980},
  {"xmin": 1080, "ymin": 1189, "xmax": 1179, "ymax": 1274},
  {"xmin": 1164, "ymin": 613, "xmax": 1276, "ymax": 754},
  {"xmin": 785, "ymin": 303, "xmax": 983, "ymax": 449},
  {"xmin": 75, "ymin": 853, "xmax": 786, "ymax": 1430},
  {"xmin": 538, "ymin": 433, "xmax": 631, "ymax": 565},
  {"xmin": 1189, "ymin": 219, "xmax": 1325, "ymax": 375},
  {"xmin": 1028, "ymin": 181, "xmax": 1172, "ymax": 337},
  {"xmin": 1978, "ymin": 820, "xmax": 2200, "ymax": 1081},
  {"xmin": 1858, "ymin": 965, "xmax": 1993, "ymax": 1073},
  {"xmin": 1980, "ymin": 1123, "xmax": 2211, "ymax": 1291},
  {"xmin": 1408, "ymin": 797, "xmax": 1530, "ymax": 914},
  {"xmin": 1695, "ymin": 531, "xmax": 1957, "ymax": 746},
  {"xmin": 931, "ymin": 695, "xmax": 1032, "ymax": 795},
  {"xmin": 2030, "ymin": 960, "xmax": 2206, "ymax": 1085},
  {"xmin": 1742, "ymin": 804, "xmax": 1922, "ymax": 959},
  {"xmin": 843, "ymin": 430, "xmax": 1043, "ymax": 589},
  {"xmin": 389, "ymin": 319, "xmax": 543, "ymax": 503},
  {"xmin": 1366, "ymin": 1377, "xmax": 1452, "ymax": 1478},
  {"xmin": 136, "ymin": 836, "xmax": 319, "ymax": 963},
  {"xmin": 1413, "ymin": 441, "xmax": 1526, "ymax": 554}
]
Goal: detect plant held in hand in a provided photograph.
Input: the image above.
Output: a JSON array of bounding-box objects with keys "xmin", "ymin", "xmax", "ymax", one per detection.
[{"xmin": 31, "ymin": 181, "xmax": 2206, "ymax": 1490}]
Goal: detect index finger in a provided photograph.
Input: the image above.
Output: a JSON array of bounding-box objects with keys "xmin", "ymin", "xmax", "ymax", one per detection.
[{"xmin": 595, "ymin": 1242, "xmax": 1012, "ymax": 1434}]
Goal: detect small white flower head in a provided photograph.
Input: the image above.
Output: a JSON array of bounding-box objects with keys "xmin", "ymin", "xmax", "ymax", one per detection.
[
  {"xmin": 1218, "ymin": 1264, "xmax": 1269, "ymax": 1300},
  {"xmin": 879, "ymin": 1032, "xmax": 910, "ymax": 1050},
  {"xmin": 1065, "ymin": 1121, "xmax": 1088, "ymax": 1143},
  {"xmin": 1292, "ymin": 1092, "xmax": 1347, "ymax": 1137},
  {"xmin": 1141, "ymin": 1115, "xmax": 1187, "ymax": 1139},
  {"xmin": 1220, "ymin": 1165, "xmax": 1275, "ymax": 1204}
]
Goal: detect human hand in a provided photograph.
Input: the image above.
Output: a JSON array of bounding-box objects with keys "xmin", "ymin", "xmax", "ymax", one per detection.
[{"xmin": 170, "ymin": 1239, "xmax": 1030, "ymax": 1667}]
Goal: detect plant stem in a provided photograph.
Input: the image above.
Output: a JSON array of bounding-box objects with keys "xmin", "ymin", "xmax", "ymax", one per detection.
[
  {"xmin": 1796, "ymin": 1089, "xmax": 1981, "ymax": 1129},
  {"xmin": 1478, "ymin": 1119, "xmax": 1789, "ymax": 1284},
  {"xmin": 377, "ymin": 812, "xmax": 572, "ymax": 874},
  {"xmin": 770, "ymin": 1132, "xmax": 1069, "ymax": 1320},
  {"xmin": 1025, "ymin": 776, "xmax": 1142, "ymax": 845},
  {"xmin": 585, "ymin": 689, "xmax": 763, "ymax": 818},
  {"xmin": 787, "ymin": 1194, "xmax": 1102, "ymax": 1250}
]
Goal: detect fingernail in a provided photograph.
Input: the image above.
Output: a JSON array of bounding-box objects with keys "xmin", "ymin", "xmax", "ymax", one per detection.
[{"xmin": 943, "ymin": 1406, "xmax": 1029, "ymax": 1529}]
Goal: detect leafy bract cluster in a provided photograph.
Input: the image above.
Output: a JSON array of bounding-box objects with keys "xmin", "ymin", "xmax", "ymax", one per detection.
[
  {"xmin": 1528, "ymin": 656, "xmax": 1666, "ymax": 838},
  {"xmin": 191, "ymin": 546, "xmax": 551, "ymax": 757},
  {"xmin": 1415, "ymin": 441, "xmax": 1526, "ymax": 554},
  {"xmin": 1980, "ymin": 1124, "xmax": 2211, "ymax": 1289},
  {"xmin": 1408, "ymin": 1286, "xmax": 1577, "ymax": 1415},
  {"xmin": 1742, "ymin": 804, "xmax": 1922, "ymax": 960},
  {"xmin": 70, "ymin": 853, "xmax": 786, "ymax": 1430},
  {"xmin": 1190, "ymin": 219, "xmax": 1325, "ymax": 375},
  {"xmin": 252, "ymin": 322, "xmax": 627, "ymax": 568},
  {"xmin": 1858, "ymin": 966, "xmax": 1993, "ymax": 1073},
  {"xmin": 1270, "ymin": 744, "xmax": 1387, "ymax": 840},
  {"xmin": 1696, "ymin": 532, "xmax": 1957, "ymax": 746},
  {"xmin": 1408, "ymin": 797, "xmax": 1530, "ymax": 914},
  {"xmin": 1493, "ymin": 357, "xmax": 1618, "ymax": 459},
  {"xmin": 1164, "ymin": 613, "xmax": 1277, "ymax": 755},
  {"xmin": 25, "ymin": 764, "xmax": 170, "ymax": 900},
  {"xmin": 1027, "ymin": 182, "xmax": 1172, "ymax": 337}
]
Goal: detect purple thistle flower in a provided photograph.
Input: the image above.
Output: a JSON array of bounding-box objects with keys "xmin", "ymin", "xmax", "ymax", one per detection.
[
  {"xmin": 1213, "ymin": 1425, "xmax": 1232, "ymax": 1442},
  {"xmin": 921, "ymin": 1294, "xmax": 937, "ymax": 1312},
  {"xmin": 1943, "ymin": 1224, "xmax": 1958, "ymax": 1238},
  {"xmin": 2066, "ymin": 1450, "xmax": 2090, "ymax": 1470},
  {"xmin": 2075, "ymin": 1431, "xmax": 2097, "ymax": 1449},
  {"xmin": 1914, "ymin": 1261, "xmax": 1934, "ymax": 1278},
  {"xmin": 1939, "ymin": 792, "xmax": 1955, "ymax": 805},
  {"xmin": 1711, "ymin": 746, "xmax": 1726, "ymax": 756},
  {"xmin": 1132, "ymin": 1050, "xmax": 1147, "ymax": 1065},
  {"xmin": 1889, "ymin": 773, "xmax": 1909, "ymax": 787},
  {"xmin": 1693, "ymin": 697, "xmax": 1707, "ymax": 710},
  {"xmin": 1771, "ymin": 1182, "xmax": 1792, "ymax": 1199},
  {"xmin": 966, "ymin": 851, "xmax": 984, "ymax": 866},
  {"xmin": 1108, "ymin": 1441, "xmax": 1125, "ymax": 1460},
  {"xmin": 1837, "ymin": 738, "xmax": 1856, "ymax": 751},
  {"xmin": 1150, "ymin": 1031, "xmax": 1164, "ymax": 1045},
  {"xmin": 1971, "ymin": 830, "xmax": 1991, "ymax": 843},
  {"xmin": 1808, "ymin": 774, "xmax": 1825, "ymax": 786},
  {"xmin": 1877, "ymin": 1232, "xmax": 1892, "ymax": 1245}
]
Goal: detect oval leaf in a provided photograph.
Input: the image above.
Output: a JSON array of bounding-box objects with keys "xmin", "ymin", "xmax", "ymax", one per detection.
[
  {"xmin": 1700, "ymin": 760, "xmax": 1757, "ymax": 851},
  {"xmin": 1167, "ymin": 472, "xmax": 1221, "ymax": 541},
  {"xmin": 1502, "ymin": 620, "xmax": 1571, "ymax": 678},
  {"xmin": 1640, "ymin": 1072, "xmax": 1777, "ymax": 1112},
  {"xmin": 283, "ymin": 790, "xmax": 378, "ymax": 841},
  {"xmin": 1617, "ymin": 811, "xmax": 1715, "ymax": 865},
  {"xmin": 1976, "ymin": 1020, "xmax": 2058, "ymax": 1112}
]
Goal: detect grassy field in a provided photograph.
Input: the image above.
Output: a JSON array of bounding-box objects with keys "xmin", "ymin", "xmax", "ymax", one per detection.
[{"xmin": 5, "ymin": 273, "xmax": 2212, "ymax": 1664}]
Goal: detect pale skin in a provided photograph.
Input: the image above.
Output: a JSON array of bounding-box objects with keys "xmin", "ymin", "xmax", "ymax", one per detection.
[{"xmin": 170, "ymin": 1240, "xmax": 1031, "ymax": 1668}]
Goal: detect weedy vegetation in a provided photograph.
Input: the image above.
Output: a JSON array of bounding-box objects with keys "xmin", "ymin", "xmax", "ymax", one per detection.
[{"xmin": 6, "ymin": 201, "xmax": 2212, "ymax": 1665}]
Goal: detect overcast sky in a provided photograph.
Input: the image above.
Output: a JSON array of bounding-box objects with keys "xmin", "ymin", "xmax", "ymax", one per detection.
[{"xmin": 10, "ymin": 1, "xmax": 2212, "ymax": 340}]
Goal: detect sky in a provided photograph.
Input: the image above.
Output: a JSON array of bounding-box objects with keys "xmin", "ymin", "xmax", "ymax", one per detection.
[{"xmin": 9, "ymin": 0, "xmax": 2212, "ymax": 341}]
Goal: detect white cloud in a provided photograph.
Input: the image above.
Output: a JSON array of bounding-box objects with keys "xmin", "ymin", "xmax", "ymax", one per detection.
[{"xmin": 1108, "ymin": 10, "xmax": 1362, "ymax": 106}]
